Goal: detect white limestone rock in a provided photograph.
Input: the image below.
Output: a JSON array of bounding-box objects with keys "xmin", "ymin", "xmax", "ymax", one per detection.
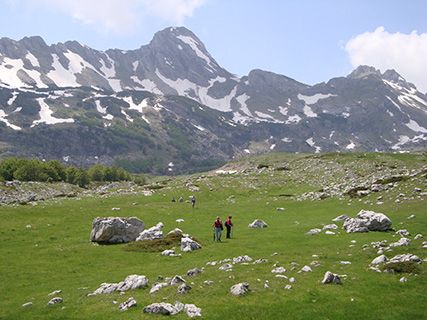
[
  {"xmin": 230, "ymin": 282, "xmax": 249, "ymax": 296},
  {"xmin": 248, "ymin": 219, "xmax": 268, "ymax": 228},
  {"xmin": 321, "ymin": 271, "xmax": 341, "ymax": 284},
  {"xmin": 119, "ymin": 297, "xmax": 137, "ymax": 311},
  {"xmin": 47, "ymin": 297, "xmax": 63, "ymax": 305},
  {"xmin": 136, "ymin": 222, "xmax": 164, "ymax": 241},
  {"xmin": 89, "ymin": 275, "xmax": 148, "ymax": 295},
  {"xmin": 370, "ymin": 254, "xmax": 388, "ymax": 265},
  {"xmin": 90, "ymin": 217, "xmax": 144, "ymax": 243},
  {"xmin": 181, "ymin": 237, "xmax": 201, "ymax": 252}
]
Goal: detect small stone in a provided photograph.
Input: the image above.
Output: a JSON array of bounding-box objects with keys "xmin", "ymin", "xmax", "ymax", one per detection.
[
  {"xmin": 306, "ymin": 228, "xmax": 322, "ymax": 235},
  {"xmin": 119, "ymin": 297, "xmax": 137, "ymax": 311},
  {"xmin": 321, "ymin": 271, "xmax": 341, "ymax": 284},
  {"xmin": 399, "ymin": 277, "xmax": 408, "ymax": 283},
  {"xmin": 177, "ymin": 283, "xmax": 192, "ymax": 294},
  {"xmin": 48, "ymin": 290, "xmax": 62, "ymax": 296},
  {"xmin": 170, "ymin": 275, "xmax": 186, "ymax": 285},
  {"xmin": 284, "ymin": 285, "xmax": 292, "ymax": 290},
  {"xmin": 271, "ymin": 267, "xmax": 286, "ymax": 274},
  {"xmin": 289, "ymin": 277, "xmax": 296, "ymax": 283},
  {"xmin": 47, "ymin": 297, "xmax": 63, "ymax": 306},
  {"xmin": 230, "ymin": 282, "xmax": 249, "ymax": 296},
  {"xmin": 187, "ymin": 268, "xmax": 203, "ymax": 277},
  {"xmin": 301, "ymin": 265, "xmax": 312, "ymax": 272},
  {"xmin": 22, "ymin": 302, "xmax": 33, "ymax": 308}
]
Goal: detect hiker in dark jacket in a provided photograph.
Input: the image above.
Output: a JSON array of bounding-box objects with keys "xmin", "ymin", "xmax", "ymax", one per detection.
[
  {"xmin": 213, "ymin": 216, "xmax": 223, "ymax": 241},
  {"xmin": 225, "ymin": 215, "xmax": 233, "ymax": 239}
]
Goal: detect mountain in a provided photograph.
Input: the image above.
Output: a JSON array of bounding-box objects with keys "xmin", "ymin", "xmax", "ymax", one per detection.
[{"xmin": 0, "ymin": 27, "xmax": 426, "ymax": 173}]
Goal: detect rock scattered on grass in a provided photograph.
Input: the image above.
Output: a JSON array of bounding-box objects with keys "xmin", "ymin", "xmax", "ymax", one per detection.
[
  {"xmin": 271, "ymin": 267, "xmax": 286, "ymax": 274},
  {"xmin": 230, "ymin": 282, "xmax": 249, "ymax": 296},
  {"xmin": 248, "ymin": 219, "xmax": 268, "ymax": 228},
  {"xmin": 399, "ymin": 277, "xmax": 408, "ymax": 283},
  {"xmin": 136, "ymin": 222, "xmax": 164, "ymax": 241},
  {"xmin": 187, "ymin": 268, "xmax": 203, "ymax": 277},
  {"xmin": 150, "ymin": 282, "xmax": 169, "ymax": 294},
  {"xmin": 300, "ymin": 265, "xmax": 312, "ymax": 272},
  {"xmin": 181, "ymin": 237, "xmax": 201, "ymax": 252},
  {"xmin": 371, "ymin": 254, "xmax": 388, "ymax": 265},
  {"xmin": 232, "ymin": 255, "xmax": 253, "ymax": 264},
  {"xmin": 143, "ymin": 302, "xmax": 201, "ymax": 317},
  {"xmin": 414, "ymin": 234, "xmax": 423, "ymax": 240},
  {"xmin": 47, "ymin": 297, "xmax": 63, "ymax": 306},
  {"xmin": 322, "ymin": 271, "xmax": 341, "ymax": 284},
  {"xmin": 48, "ymin": 290, "xmax": 62, "ymax": 296},
  {"xmin": 306, "ymin": 228, "xmax": 322, "ymax": 235},
  {"xmin": 333, "ymin": 214, "xmax": 349, "ymax": 222},
  {"xmin": 396, "ymin": 229, "xmax": 410, "ymax": 237},
  {"xmin": 343, "ymin": 210, "xmax": 392, "ymax": 233},
  {"xmin": 177, "ymin": 283, "xmax": 192, "ymax": 294},
  {"xmin": 323, "ymin": 224, "xmax": 338, "ymax": 230},
  {"xmin": 383, "ymin": 253, "xmax": 422, "ymax": 273},
  {"xmin": 89, "ymin": 275, "xmax": 148, "ymax": 295},
  {"xmin": 119, "ymin": 297, "xmax": 136, "ymax": 311},
  {"xmin": 22, "ymin": 302, "xmax": 33, "ymax": 308},
  {"xmin": 170, "ymin": 275, "xmax": 186, "ymax": 285},
  {"xmin": 390, "ymin": 237, "xmax": 411, "ymax": 247},
  {"xmin": 284, "ymin": 285, "xmax": 292, "ymax": 290}
]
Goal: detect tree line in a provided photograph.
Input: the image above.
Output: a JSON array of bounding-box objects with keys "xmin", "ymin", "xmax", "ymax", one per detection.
[{"xmin": 0, "ymin": 157, "xmax": 136, "ymax": 187}]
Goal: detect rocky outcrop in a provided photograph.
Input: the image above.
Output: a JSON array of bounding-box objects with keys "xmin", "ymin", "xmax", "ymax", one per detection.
[
  {"xmin": 384, "ymin": 254, "xmax": 422, "ymax": 272},
  {"xmin": 343, "ymin": 210, "xmax": 392, "ymax": 233},
  {"xmin": 90, "ymin": 217, "xmax": 144, "ymax": 243},
  {"xmin": 136, "ymin": 222, "xmax": 164, "ymax": 241},
  {"xmin": 143, "ymin": 301, "xmax": 201, "ymax": 317},
  {"xmin": 89, "ymin": 275, "xmax": 148, "ymax": 295},
  {"xmin": 248, "ymin": 219, "xmax": 268, "ymax": 228}
]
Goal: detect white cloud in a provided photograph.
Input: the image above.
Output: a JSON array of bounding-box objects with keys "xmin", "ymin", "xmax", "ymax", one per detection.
[
  {"xmin": 10, "ymin": 0, "xmax": 206, "ymax": 34},
  {"xmin": 345, "ymin": 27, "xmax": 427, "ymax": 93}
]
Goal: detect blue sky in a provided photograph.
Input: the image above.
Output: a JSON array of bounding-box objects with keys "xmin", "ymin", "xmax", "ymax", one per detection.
[{"xmin": 1, "ymin": 0, "xmax": 426, "ymax": 91}]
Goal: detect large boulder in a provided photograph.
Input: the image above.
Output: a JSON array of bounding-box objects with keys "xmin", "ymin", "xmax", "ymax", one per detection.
[
  {"xmin": 90, "ymin": 217, "xmax": 144, "ymax": 243},
  {"xmin": 248, "ymin": 219, "xmax": 268, "ymax": 228},
  {"xmin": 343, "ymin": 210, "xmax": 392, "ymax": 233}
]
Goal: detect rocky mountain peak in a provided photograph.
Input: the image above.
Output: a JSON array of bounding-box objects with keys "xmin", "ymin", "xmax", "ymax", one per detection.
[{"xmin": 347, "ymin": 65, "xmax": 382, "ymax": 79}]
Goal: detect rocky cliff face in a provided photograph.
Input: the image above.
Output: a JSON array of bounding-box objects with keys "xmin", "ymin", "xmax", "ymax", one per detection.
[{"xmin": 0, "ymin": 27, "xmax": 426, "ymax": 173}]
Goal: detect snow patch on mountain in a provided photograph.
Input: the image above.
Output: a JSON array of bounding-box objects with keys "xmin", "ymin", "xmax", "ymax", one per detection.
[
  {"xmin": 48, "ymin": 54, "xmax": 79, "ymax": 87},
  {"xmin": 236, "ymin": 94, "xmax": 252, "ymax": 117},
  {"xmin": 177, "ymin": 35, "xmax": 216, "ymax": 71},
  {"xmin": 121, "ymin": 109, "xmax": 133, "ymax": 122},
  {"xmin": 285, "ymin": 114, "xmax": 302, "ymax": 124},
  {"xmin": 95, "ymin": 100, "xmax": 107, "ymax": 114},
  {"xmin": 405, "ymin": 119, "xmax": 427, "ymax": 133},
  {"xmin": 303, "ymin": 105, "xmax": 317, "ymax": 117},
  {"xmin": 346, "ymin": 141, "xmax": 356, "ymax": 149},
  {"xmin": 99, "ymin": 57, "xmax": 122, "ymax": 91},
  {"xmin": 25, "ymin": 52, "xmax": 40, "ymax": 67},
  {"xmin": 0, "ymin": 110, "xmax": 21, "ymax": 130},
  {"xmin": 298, "ymin": 93, "xmax": 336, "ymax": 105},
  {"xmin": 0, "ymin": 57, "xmax": 30, "ymax": 88},
  {"xmin": 32, "ymin": 98, "xmax": 74, "ymax": 126}
]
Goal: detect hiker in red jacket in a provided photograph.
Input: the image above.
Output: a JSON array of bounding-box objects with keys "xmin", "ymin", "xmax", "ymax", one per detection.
[
  {"xmin": 213, "ymin": 216, "xmax": 223, "ymax": 242},
  {"xmin": 225, "ymin": 215, "xmax": 233, "ymax": 239}
]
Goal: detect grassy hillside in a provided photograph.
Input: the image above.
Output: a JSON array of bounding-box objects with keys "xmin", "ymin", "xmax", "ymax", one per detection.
[{"xmin": 0, "ymin": 152, "xmax": 426, "ymax": 319}]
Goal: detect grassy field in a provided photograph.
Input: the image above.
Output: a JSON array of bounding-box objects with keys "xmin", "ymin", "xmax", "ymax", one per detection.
[{"xmin": 0, "ymin": 152, "xmax": 426, "ymax": 319}]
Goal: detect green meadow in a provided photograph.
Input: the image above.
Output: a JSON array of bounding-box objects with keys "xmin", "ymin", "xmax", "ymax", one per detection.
[{"xmin": 0, "ymin": 153, "xmax": 426, "ymax": 319}]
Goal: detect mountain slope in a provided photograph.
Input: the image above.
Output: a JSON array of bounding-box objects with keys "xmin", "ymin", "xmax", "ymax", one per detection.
[{"xmin": 0, "ymin": 27, "xmax": 426, "ymax": 173}]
